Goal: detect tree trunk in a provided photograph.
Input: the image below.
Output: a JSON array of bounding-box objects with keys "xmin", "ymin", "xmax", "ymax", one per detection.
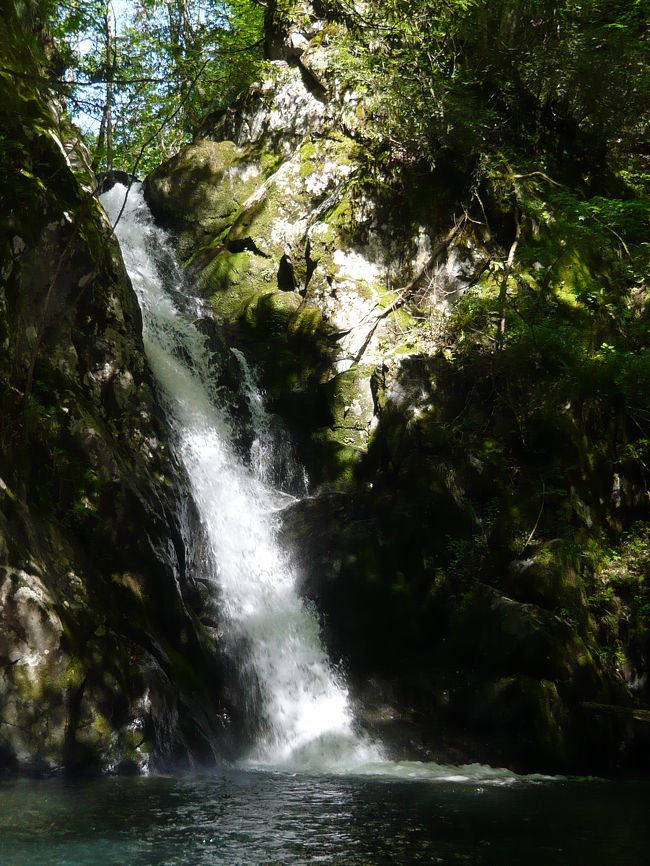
[
  {"xmin": 92, "ymin": 3, "xmax": 114, "ymax": 172},
  {"xmin": 91, "ymin": 110, "xmax": 106, "ymax": 173},
  {"xmin": 497, "ymin": 208, "xmax": 521, "ymax": 350},
  {"xmin": 105, "ymin": 3, "xmax": 114, "ymax": 171}
]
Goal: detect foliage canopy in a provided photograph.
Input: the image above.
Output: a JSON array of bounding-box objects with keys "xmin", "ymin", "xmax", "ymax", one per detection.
[{"xmin": 43, "ymin": 0, "xmax": 265, "ymax": 174}]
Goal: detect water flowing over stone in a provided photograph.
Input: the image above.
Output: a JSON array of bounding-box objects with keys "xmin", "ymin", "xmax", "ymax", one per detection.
[{"xmin": 100, "ymin": 183, "xmax": 381, "ymax": 771}]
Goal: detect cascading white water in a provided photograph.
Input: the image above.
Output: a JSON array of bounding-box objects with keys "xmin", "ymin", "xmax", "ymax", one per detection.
[
  {"xmin": 100, "ymin": 183, "xmax": 529, "ymax": 785},
  {"xmin": 101, "ymin": 183, "xmax": 380, "ymax": 771}
]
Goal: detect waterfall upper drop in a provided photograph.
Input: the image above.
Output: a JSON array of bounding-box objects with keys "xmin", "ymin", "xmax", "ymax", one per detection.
[{"xmin": 100, "ymin": 183, "xmax": 380, "ymax": 771}]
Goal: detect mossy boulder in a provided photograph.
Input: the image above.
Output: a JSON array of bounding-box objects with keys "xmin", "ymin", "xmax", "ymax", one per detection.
[
  {"xmin": 145, "ymin": 76, "xmax": 415, "ymax": 486},
  {"xmin": 320, "ymin": 364, "xmax": 375, "ymax": 451}
]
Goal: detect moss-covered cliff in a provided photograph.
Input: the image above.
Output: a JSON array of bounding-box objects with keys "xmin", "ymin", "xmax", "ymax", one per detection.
[
  {"xmin": 0, "ymin": 3, "xmax": 239, "ymax": 776},
  {"xmin": 144, "ymin": 1, "xmax": 649, "ymax": 774}
]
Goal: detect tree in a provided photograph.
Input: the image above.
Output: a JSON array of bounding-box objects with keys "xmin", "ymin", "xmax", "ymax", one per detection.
[
  {"xmin": 48, "ymin": 0, "xmax": 265, "ymax": 174},
  {"xmin": 91, "ymin": 1, "xmax": 116, "ymax": 171},
  {"xmin": 322, "ymin": 0, "xmax": 649, "ymax": 351},
  {"xmin": 333, "ymin": 0, "xmax": 649, "ymax": 184}
]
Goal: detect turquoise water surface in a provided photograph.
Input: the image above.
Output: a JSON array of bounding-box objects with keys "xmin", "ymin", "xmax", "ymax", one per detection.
[{"xmin": 1, "ymin": 770, "xmax": 648, "ymax": 865}]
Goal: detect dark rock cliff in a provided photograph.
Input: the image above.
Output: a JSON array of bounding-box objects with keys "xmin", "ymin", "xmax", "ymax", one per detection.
[{"xmin": 0, "ymin": 4, "xmax": 234, "ymax": 776}]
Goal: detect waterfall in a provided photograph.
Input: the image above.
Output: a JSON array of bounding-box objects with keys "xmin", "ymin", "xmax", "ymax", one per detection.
[{"xmin": 100, "ymin": 183, "xmax": 380, "ymax": 771}]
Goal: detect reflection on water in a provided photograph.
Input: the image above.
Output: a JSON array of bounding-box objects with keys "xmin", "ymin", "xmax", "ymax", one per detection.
[{"xmin": 0, "ymin": 771, "xmax": 648, "ymax": 865}]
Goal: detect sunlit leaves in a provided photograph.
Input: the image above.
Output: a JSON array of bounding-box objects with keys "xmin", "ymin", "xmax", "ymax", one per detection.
[
  {"xmin": 48, "ymin": 0, "xmax": 265, "ymax": 173},
  {"xmin": 333, "ymin": 0, "xmax": 649, "ymax": 187}
]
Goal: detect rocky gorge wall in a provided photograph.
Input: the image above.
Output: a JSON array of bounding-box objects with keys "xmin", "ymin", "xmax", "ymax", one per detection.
[
  {"xmin": 1, "ymin": 0, "xmax": 647, "ymax": 778},
  {"xmin": 145, "ymin": 1, "xmax": 650, "ymax": 774},
  {"xmin": 0, "ymin": 4, "xmax": 239, "ymax": 776}
]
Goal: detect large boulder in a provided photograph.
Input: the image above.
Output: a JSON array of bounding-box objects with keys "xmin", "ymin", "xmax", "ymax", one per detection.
[{"xmin": 143, "ymin": 13, "xmax": 479, "ymax": 487}]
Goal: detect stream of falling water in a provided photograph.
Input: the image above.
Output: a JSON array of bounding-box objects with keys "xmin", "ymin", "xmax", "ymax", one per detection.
[
  {"xmin": 101, "ymin": 183, "xmax": 528, "ymax": 785},
  {"xmin": 101, "ymin": 183, "xmax": 381, "ymax": 772}
]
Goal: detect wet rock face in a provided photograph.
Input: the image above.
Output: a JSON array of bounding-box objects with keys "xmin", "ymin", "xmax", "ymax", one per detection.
[{"xmin": 0, "ymin": 7, "xmax": 233, "ymax": 776}]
